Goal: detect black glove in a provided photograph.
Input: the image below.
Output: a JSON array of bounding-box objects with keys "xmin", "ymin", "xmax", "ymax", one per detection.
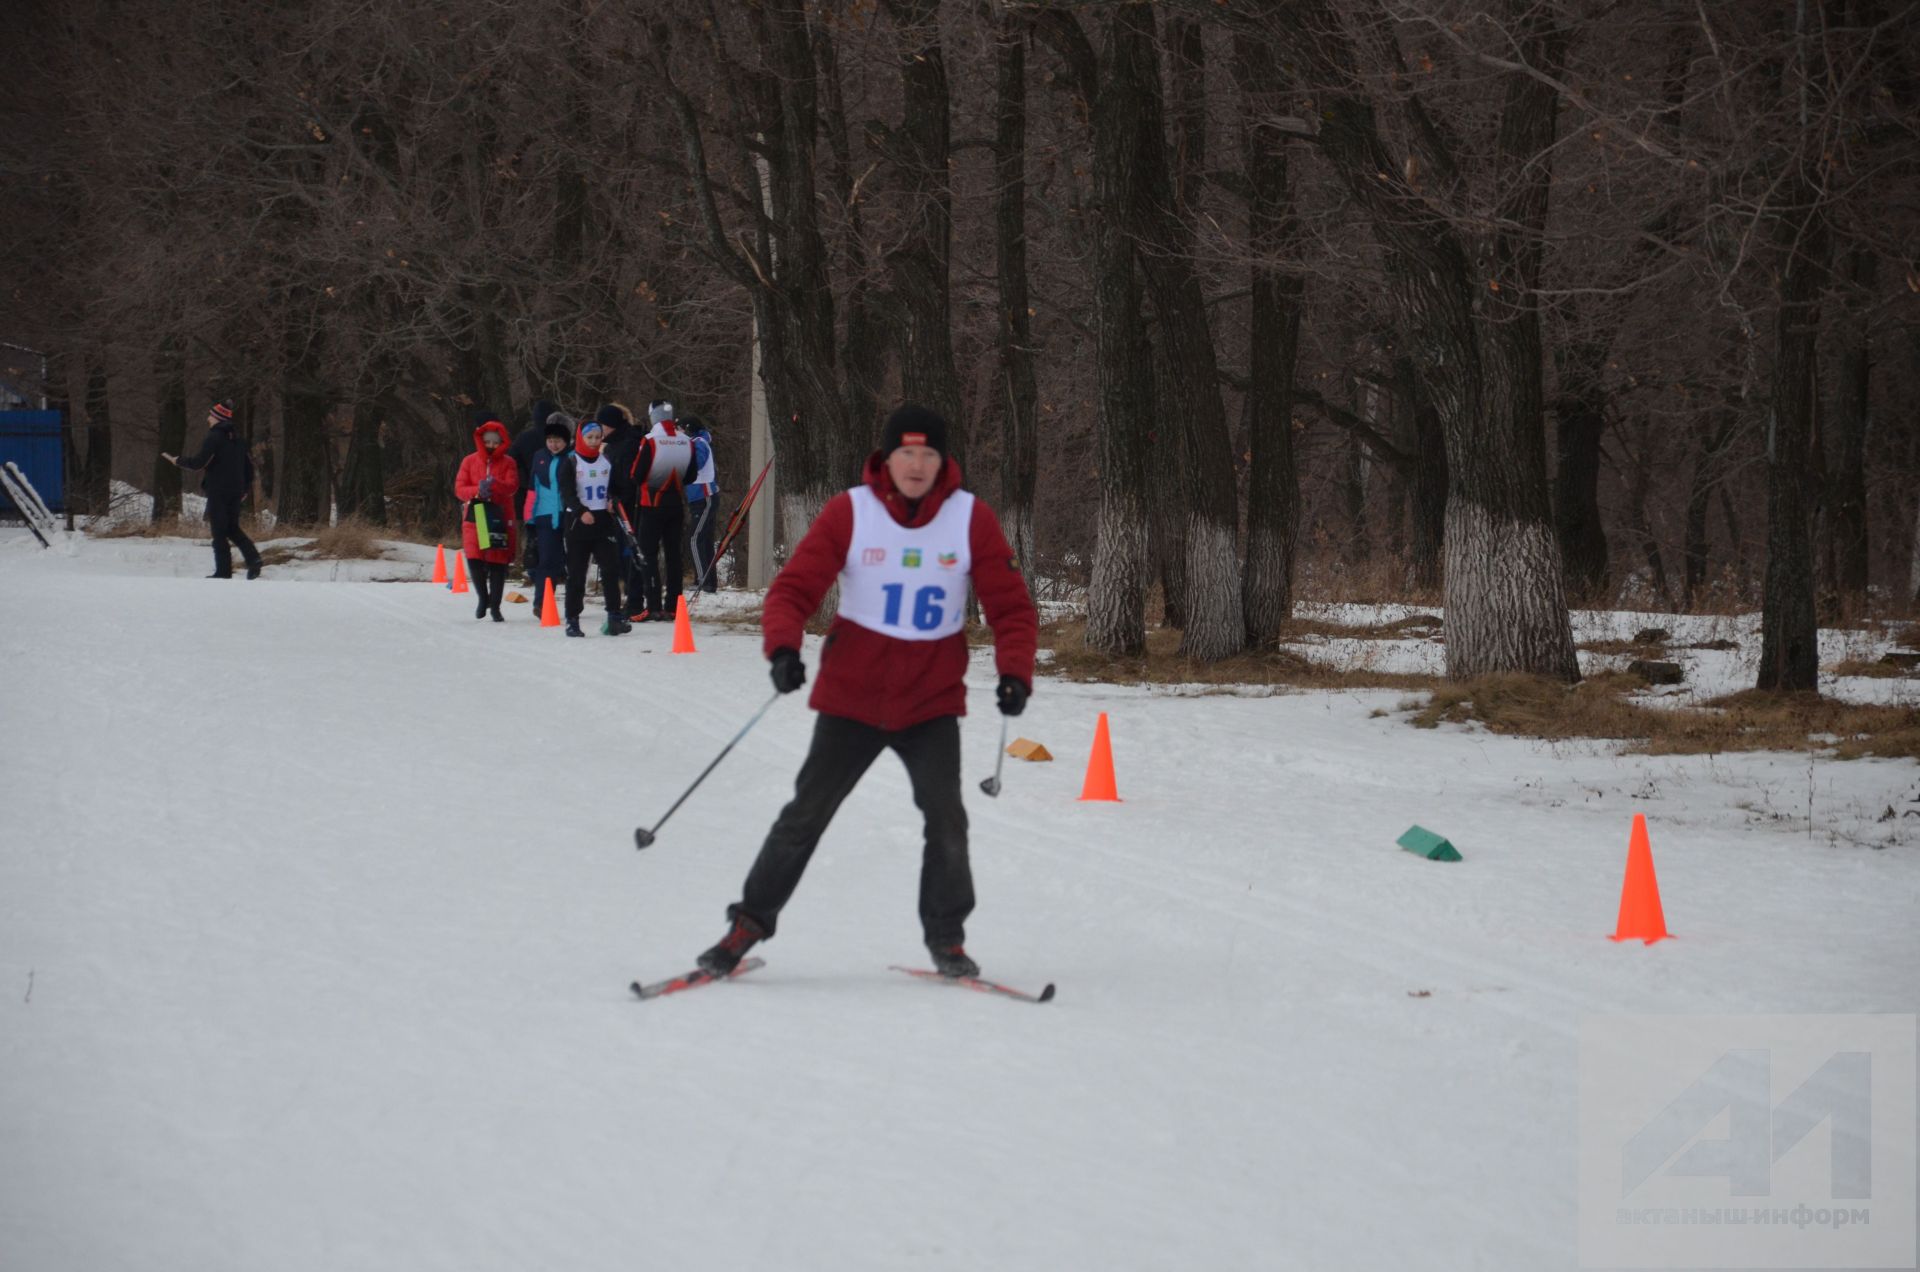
[
  {"xmin": 995, "ymin": 675, "xmax": 1028, "ymax": 717},
  {"xmin": 770, "ymin": 648, "xmax": 807, "ymax": 695}
]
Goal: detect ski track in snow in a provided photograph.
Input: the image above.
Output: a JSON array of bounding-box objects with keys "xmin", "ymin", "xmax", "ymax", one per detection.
[{"xmin": 1, "ymin": 528, "xmax": 1916, "ymax": 1272}]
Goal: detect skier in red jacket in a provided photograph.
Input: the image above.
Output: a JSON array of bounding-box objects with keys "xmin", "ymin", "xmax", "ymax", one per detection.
[{"xmin": 697, "ymin": 404, "xmax": 1038, "ymax": 980}]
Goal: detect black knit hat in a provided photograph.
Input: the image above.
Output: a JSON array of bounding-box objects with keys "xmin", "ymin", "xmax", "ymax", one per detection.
[
  {"xmin": 880, "ymin": 404, "xmax": 949, "ymax": 460},
  {"xmin": 531, "ymin": 398, "xmax": 559, "ymax": 430},
  {"xmin": 209, "ymin": 399, "xmax": 235, "ymax": 424},
  {"xmin": 593, "ymin": 403, "xmax": 631, "ymax": 432},
  {"xmin": 544, "ymin": 412, "xmax": 574, "ymax": 441}
]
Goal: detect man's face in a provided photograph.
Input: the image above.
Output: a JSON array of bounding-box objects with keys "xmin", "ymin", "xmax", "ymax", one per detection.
[
  {"xmin": 546, "ymin": 435, "xmax": 567, "ymax": 454},
  {"xmin": 886, "ymin": 444, "xmax": 941, "ymax": 499}
]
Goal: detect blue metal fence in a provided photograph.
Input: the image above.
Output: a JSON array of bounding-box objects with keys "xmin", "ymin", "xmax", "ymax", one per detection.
[{"xmin": 0, "ymin": 410, "xmax": 64, "ymax": 513}]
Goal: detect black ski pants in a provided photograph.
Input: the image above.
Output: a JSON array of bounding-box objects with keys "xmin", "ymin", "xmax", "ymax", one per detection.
[
  {"xmin": 636, "ymin": 502, "xmax": 684, "ymax": 616},
  {"xmin": 564, "ymin": 513, "xmax": 624, "ymax": 621},
  {"xmin": 731, "ymin": 713, "xmax": 973, "ymax": 947},
  {"xmin": 687, "ymin": 497, "xmax": 719, "ymax": 592},
  {"xmin": 206, "ymin": 495, "xmax": 260, "ymax": 577},
  {"xmin": 529, "ymin": 522, "xmax": 565, "ymax": 615}
]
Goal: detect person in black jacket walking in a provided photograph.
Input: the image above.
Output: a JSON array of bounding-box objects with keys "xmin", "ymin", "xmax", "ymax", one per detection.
[
  {"xmin": 164, "ymin": 399, "xmax": 262, "ymax": 579},
  {"xmin": 509, "ymin": 398, "xmax": 558, "ymax": 578}
]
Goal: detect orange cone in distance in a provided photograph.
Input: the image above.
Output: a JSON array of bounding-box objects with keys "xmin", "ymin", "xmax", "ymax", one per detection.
[
  {"xmin": 1610, "ymin": 812, "xmax": 1670, "ymax": 944},
  {"xmin": 432, "ymin": 544, "xmax": 448, "ymax": 584},
  {"xmin": 450, "ymin": 554, "xmax": 470, "ymax": 595},
  {"xmin": 1078, "ymin": 712, "xmax": 1120, "ymax": 802},
  {"xmin": 540, "ymin": 578, "xmax": 561, "ymax": 627},
  {"xmin": 671, "ymin": 594, "xmax": 697, "ymax": 653}
]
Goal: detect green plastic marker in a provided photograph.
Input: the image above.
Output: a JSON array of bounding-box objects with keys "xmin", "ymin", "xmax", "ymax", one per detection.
[{"xmin": 1398, "ymin": 825, "xmax": 1462, "ymax": 862}]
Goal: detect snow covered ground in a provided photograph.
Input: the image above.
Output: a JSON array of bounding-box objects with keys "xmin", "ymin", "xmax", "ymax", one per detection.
[{"xmin": 2, "ymin": 527, "xmax": 1916, "ymax": 1271}]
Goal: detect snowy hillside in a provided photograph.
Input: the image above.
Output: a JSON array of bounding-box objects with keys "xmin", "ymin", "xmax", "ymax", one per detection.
[{"xmin": 2, "ymin": 528, "xmax": 1916, "ymax": 1271}]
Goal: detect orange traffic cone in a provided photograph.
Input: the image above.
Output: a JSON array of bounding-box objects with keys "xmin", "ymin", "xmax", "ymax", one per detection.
[
  {"xmin": 540, "ymin": 578, "xmax": 561, "ymax": 628},
  {"xmin": 1078, "ymin": 712, "xmax": 1120, "ymax": 802},
  {"xmin": 432, "ymin": 544, "xmax": 448, "ymax": 585},
  {"xmin": 671, "ymin": 594, "xmax": 697, "ymax": 653},
  {"xmin": 450, "ymin": 554, "xmax": 470, "ymax": 595},
  {"xmin": 1610, "ymin": 813, "xmax": 1670, "ymax": 944}
]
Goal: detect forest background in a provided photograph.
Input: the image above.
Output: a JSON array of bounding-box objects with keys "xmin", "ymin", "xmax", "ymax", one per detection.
[{"xmin": 2, "ymin": 0, "xmax": 1916, "ymax": 689}]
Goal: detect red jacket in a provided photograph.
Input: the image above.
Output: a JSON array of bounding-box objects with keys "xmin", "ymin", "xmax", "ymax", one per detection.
[
  {"xmin": 763, "ymin": 454, "xmax": 1038, "ymax": 731},
  {"xmin": 455, "ymin": 424, "xmax": 520, "ymax": 563}
]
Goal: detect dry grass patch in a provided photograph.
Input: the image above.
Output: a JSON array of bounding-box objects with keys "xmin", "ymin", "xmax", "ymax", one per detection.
[
  {"xmin": 1407, "ymin": 672, "xmax": 1920, "ymax": 760},
  {"xmin": 1578, "ymin": 638, "xmax": 1667, "ymax": 658},
  {"xmin": 1828, "ymin": 658, "xmax": 1906, "ymax": 679},
  {"xmin": 287, "ymin": 518, "xmax": 392, "ymax": 560},
  {"xmin": 86, "ymin": 514, "xmax": 207, "ymax": 540},
  {"xmin": 1039, "ymin": 619, "xmax": 1440, "ymax": 692},
  {"xmin": 1284, "ymin": 613, "xmax": 1443, "ymax": 642}
]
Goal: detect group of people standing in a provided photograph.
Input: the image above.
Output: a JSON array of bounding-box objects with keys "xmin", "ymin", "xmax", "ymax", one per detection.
[{"xmin": 456, "ymin": 398, "xmax": 720, "ymax": 636}]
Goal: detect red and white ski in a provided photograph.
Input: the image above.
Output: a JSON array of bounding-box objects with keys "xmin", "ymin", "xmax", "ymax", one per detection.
[
  {"xmin": 631, "ymin": 956, "xmax": 765, "ymax": 1001},
  {"xmin": 889, "ymin": 966, "xmax": 1056, "ymax": 1004}
]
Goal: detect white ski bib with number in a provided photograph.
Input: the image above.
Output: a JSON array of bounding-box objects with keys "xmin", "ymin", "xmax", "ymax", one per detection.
[
  {"xmin": 573, "ymin": 452, "xmax": 612, "ymax": 511},
  {"xmin": 836, "ymin": 485, "xmax": 974, "ymax": 641}
]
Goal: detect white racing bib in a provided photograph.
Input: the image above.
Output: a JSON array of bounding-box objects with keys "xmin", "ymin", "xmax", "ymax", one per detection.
[
  {"xmin": 836, "ymin": 485, "xmax": 974, "ymax": 640},
  {"xmin": 573, "ymin": 453, "xmax": 612, "ymax": 511}
]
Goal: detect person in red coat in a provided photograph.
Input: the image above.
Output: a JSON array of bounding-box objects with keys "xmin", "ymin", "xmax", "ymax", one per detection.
[
  {"xmin": 454, "ymin": 415, "xmax": 520, "ymax": 621},
  {"xmin": 696, "ymin": 404, "xmax": 1038, "ymax": 981}
]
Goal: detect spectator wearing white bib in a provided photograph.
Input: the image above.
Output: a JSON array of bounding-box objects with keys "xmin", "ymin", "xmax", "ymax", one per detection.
[
  {"xmin": 554, "ymin": 417, "xmax": 630, "ymax": 637},
  {"xmin": 694, "ymin": 404, "xmax": 1038, "ymax": 983}
]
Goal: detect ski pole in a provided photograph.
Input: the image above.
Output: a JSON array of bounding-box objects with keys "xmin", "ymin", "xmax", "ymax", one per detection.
[
  {"xmin": 634, "ymin": 691, "xmax": 782, "ymax": 849},
  {"xmin": 979, "ymin": 713, "xmax": 1009, "ymax": 798}
]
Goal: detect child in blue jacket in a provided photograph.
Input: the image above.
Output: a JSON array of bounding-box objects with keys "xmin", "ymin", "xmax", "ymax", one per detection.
[{"xmin": 526, "ymin": 414, "xmax": 573, "ymax": 614}]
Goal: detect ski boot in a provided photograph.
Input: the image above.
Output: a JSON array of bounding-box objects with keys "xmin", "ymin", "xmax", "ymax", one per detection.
[
  {"xmin": 927, "ymin": 945, "xmax": 980, "ymax": 979},
  {"xmin": 696, "ymin": 914, "xmax": 767, "ymax": 977}
]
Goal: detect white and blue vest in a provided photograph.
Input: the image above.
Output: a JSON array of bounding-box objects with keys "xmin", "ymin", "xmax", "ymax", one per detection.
[
  {"xmin": 573, "ymin": 452, "xmax": 612, "ymax": 511},
  {"xmin": 836, "ymin": 486, "xmax": 974, "ymax": 641}
]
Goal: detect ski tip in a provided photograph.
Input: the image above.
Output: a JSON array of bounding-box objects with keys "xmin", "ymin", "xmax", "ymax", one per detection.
[{"xmin": 1038, "ymin": 983, "xmax": 1057, "ymax": 1003}]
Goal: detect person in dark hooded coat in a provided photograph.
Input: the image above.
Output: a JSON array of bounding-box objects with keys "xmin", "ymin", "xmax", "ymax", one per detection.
[{"xmin": 164, "ymin": 398, "xmax": 262, "ymax": 579}]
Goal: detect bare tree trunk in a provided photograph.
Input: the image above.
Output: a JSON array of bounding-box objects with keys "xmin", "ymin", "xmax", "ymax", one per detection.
[
  {"xmin": 152, "ymin": 340, "xmax": 185, "ymax": 522},
  {"xmin": 1119, "ymin": 6, "xmax": 1242, "ymax": 659},
  {"xmin": 816, "ymin": 23, "xmax": 886, "ymax": 444},
  {"xmin": 1756, "ymin": 183, "xmax": 1826, "ymax": 693},
  {"xmin": 280, "ymin": 308, "xmax": 332, "ymax": 525},
  {"xmin": 1236, "ymin": 27, "xmax": 1301, "ymax": 645},
  {"xmin": 1682, "ymin": 411, "xmax": 1736, "ymax": 608},
  {"xmin": 81, "ymin": 359, "xmax": 113, "ymax": 515},
  {"xmin": 1825, "ymin": 247, "xmax": 1874, "ymax": 611},
  {"xmin": 1281, "ymin": 0, "xmax": 1577, "ymax": 679},
  {"xmin": 1552, "ymin": 339, "xmax": 1611, "ymax": 603},
  {"xmin": 992, "ymin": 10, "xmax": 1038, "ymax": 568},
  {"xmin": 650, "ymin": 2, "xmax": 862, "ymax": 537},
  {"xmin": 1624, "ymin": 417, "xmax": 1671, "ymax": 609},
  {"xmin": 1033, "ymin": 10, "xmax": 1153, "ymax": 655},
  {"xmin": 1342, "ymin": 404, "xmax": 1370, "ymax": 568},
  {"xmin": 877, "ymin": 0, "xmax": 963, "ymax": 449},
  {"xmin": 1396, "ymin": 358, "xmax": 1447, "ymax": 593},
  {"xmin": 1148, "ymin": 332, "xmax": 1186, "ymax": 629},
  {"xmin": 339, "ymin": 397, "xmax": 387, "ymax": 525}
]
